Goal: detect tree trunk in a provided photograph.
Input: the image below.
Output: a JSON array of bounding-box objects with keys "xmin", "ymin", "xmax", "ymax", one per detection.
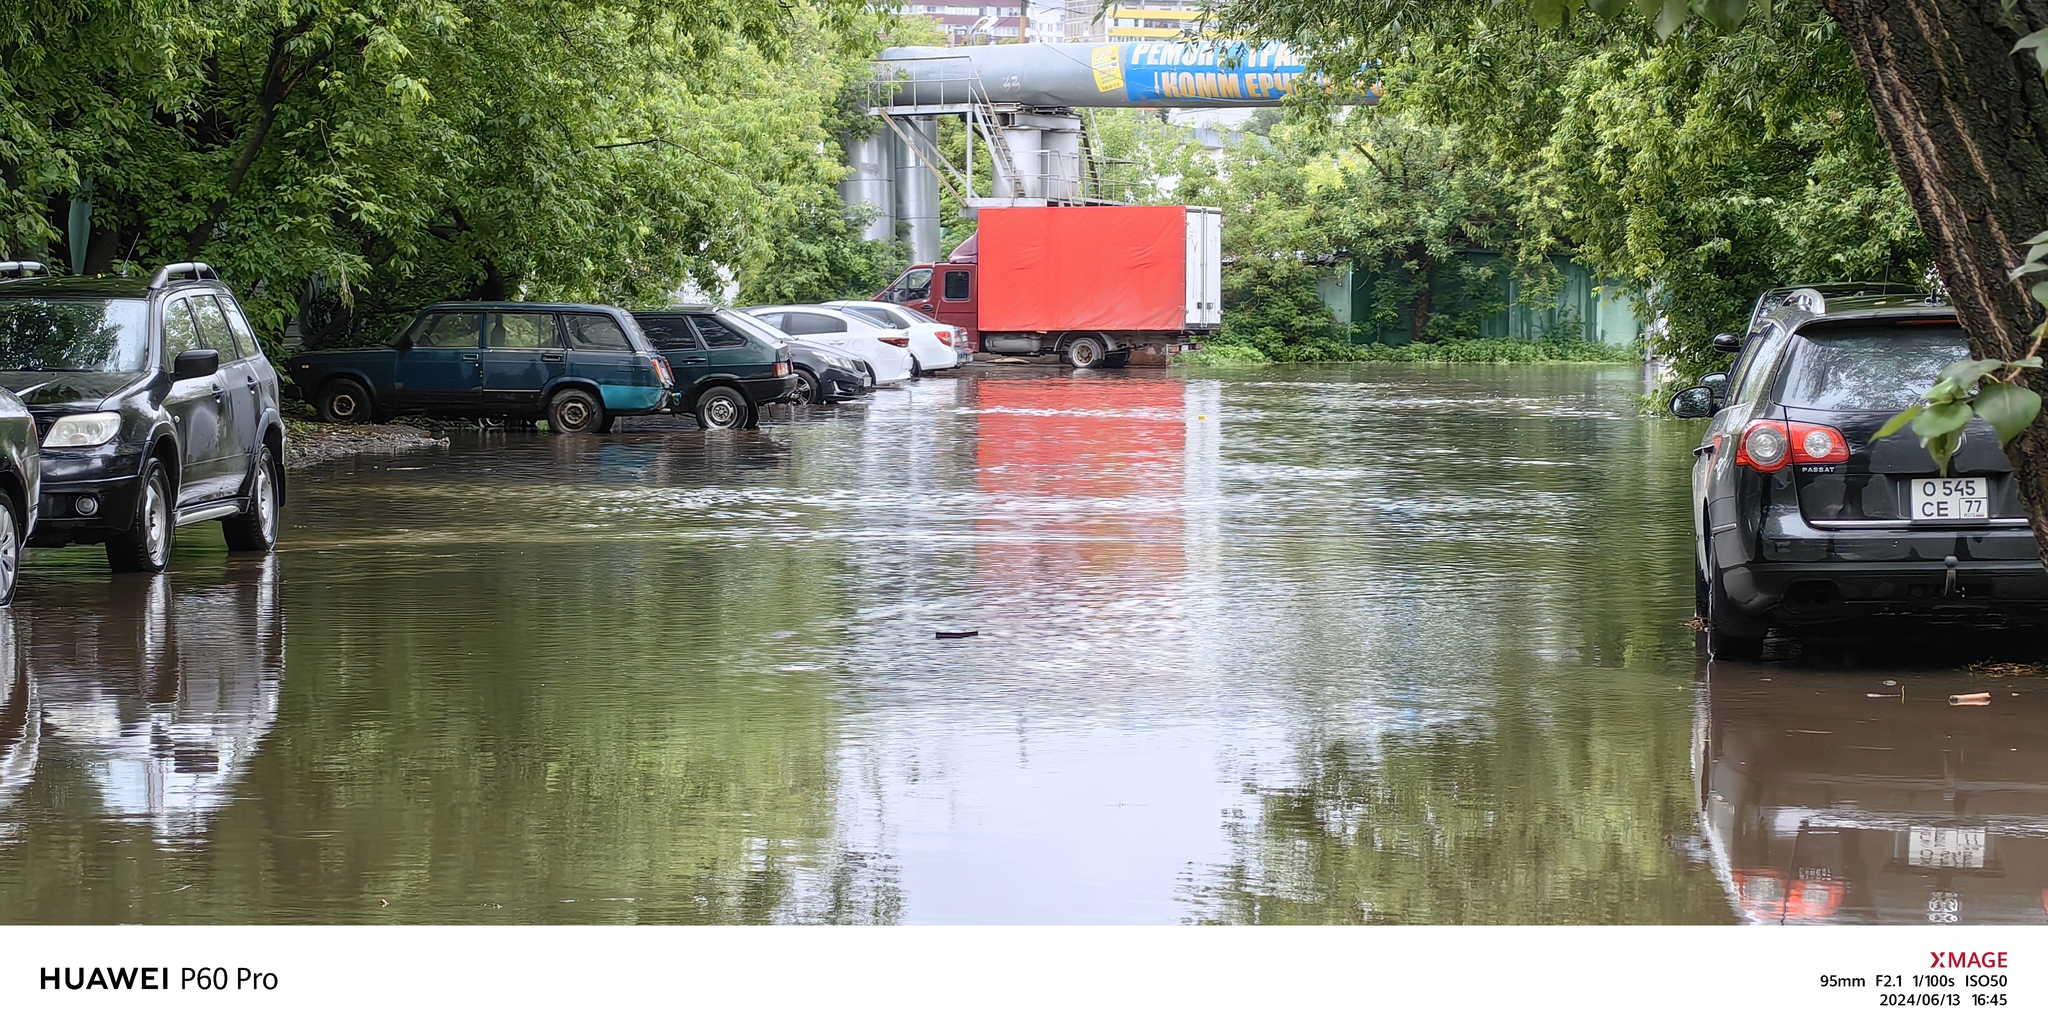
[
  {"xmin": 1409, "ymin": 245, "xmax": 1436, "ymax": 343},
  {"xmin": 1822, "ymin": 0, "xmax": 2048, "ymax": 544}
]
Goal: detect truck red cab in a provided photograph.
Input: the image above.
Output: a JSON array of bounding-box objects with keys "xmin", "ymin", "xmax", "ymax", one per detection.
[{"xmin": 876, "ymin": 205, "xmax": 1221, "ymax": 368}]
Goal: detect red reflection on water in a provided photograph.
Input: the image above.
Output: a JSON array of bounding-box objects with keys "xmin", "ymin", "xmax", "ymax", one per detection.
[{"xmin": 971, "ymin": 377, "xmax": 1187, "ymax": 588}]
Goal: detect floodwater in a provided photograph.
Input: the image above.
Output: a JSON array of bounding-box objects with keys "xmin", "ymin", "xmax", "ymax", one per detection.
[{"xmin": 1, "ymin": 364, "xmax": 2044, "ymax": 925}]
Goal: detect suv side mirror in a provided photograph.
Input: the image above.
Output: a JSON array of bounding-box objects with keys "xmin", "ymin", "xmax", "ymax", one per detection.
[
  {"xmin": 1711, "ymin": 332, "xmax": 1742, "ymax": 353},
  {"xmin": 173, "ymin": 349, "xmax": 220, "ymax": 380},
  {"xmin": 1671, "ymin": 385, "xmax": 1718, "ymax": 419}
]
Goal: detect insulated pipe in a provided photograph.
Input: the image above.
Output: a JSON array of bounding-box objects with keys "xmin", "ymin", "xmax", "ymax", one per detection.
[
  {"xmin": 876, "ymin": 41, "xmax": 1331, "ymax": 110},
  {"xmin": 837, "ymin": 131, "xmax": 895, "ymax": 242}
]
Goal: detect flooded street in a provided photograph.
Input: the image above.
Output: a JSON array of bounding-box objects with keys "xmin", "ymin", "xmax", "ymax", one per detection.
[{"xmin": 2, "ymin": 365, "xmax": 2043, "ymax": 924}]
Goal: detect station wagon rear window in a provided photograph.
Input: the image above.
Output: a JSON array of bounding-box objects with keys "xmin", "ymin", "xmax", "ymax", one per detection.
[
  {"xmin": 1777, "ymin": 323, "xmax": 1971, "ymax": 410},
  {"xmin": 565, "ymin": 314, "xmax": 632, "ymax": 351},
  {"xmin": 686, "ymin": 315, "xmax": 748, "ymax": 348}
]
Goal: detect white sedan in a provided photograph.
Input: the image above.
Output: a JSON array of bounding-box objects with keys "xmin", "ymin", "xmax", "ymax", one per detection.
[
  {"xmin": 741, "ymin": 305, "xmax": 914, "ymax": 384},
  {"xmin": 819, "ymin": 300, "xmax": 967, "ymax": 370}
]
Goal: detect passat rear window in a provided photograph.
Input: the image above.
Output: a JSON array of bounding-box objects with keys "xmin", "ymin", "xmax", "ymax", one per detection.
[{"xmin": 1776, "ymin": 323, "xmax": 1970, "ymax": 410}]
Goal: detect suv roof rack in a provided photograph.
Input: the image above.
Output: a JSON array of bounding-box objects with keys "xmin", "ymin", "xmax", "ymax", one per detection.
[
  {"xmin": 149, "ymin": 261, "xmax": 220, "ymax": 289},
  {"xmin": 0, "ymin": 261, "xmax": 49, "ymax": 281}
]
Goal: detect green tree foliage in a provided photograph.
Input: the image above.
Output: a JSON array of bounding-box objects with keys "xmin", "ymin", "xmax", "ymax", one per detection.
[
  {"xmin": 0, "ymin": 0, "xmax": 888, "ymax": 355},
  {"xmin": 1209, "ymin": 0, "xmax": 1927, "ymax": 381}
]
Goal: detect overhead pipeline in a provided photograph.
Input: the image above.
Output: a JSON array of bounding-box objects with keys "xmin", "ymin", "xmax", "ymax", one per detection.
[{"xmin": 877, "ymin": 41, "xmax": 1358, "ymax": 110}]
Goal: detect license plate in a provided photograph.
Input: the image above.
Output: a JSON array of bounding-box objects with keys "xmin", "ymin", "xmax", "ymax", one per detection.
[
  {"xmin": 1907, "ymin": 827, "xmax": 1985, "ymax": 868},
  {"xmin": 1908, "ymin": 477, "xmax": 1990, "ymax": 521}
]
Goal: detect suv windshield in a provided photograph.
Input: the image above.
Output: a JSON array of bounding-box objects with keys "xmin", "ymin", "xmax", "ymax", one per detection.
[
  {"xmin": 0, "ymin": 297, "xmax": 151, "ymax": 373},
  {"xmin": 1777, "ymin": 323, "xmax": 1970, "ymax": 410}
]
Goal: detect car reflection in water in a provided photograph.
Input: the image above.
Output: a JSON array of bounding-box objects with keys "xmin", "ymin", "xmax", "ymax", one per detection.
[
  {"xmin": 1697, "ymin": 660, "xmax": 2048, "ymax": 924},
  {"xmin": 25, "ymin": 557, "xmax": 282, "ymax": 842},
  {"xmin": 0, "ymin": 618, "xmax": 33, "ymax": 816}
]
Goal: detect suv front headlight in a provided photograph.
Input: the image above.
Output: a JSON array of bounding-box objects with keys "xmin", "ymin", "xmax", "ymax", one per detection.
[{"xmin": 44, "ymin": 412, "xmax": 121, "ymax": 448}]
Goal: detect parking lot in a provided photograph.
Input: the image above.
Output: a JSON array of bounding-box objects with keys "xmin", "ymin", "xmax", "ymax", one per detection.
[{"xmin": 0, "ymin": 363, "xmax": 2042, "ymax": 923}]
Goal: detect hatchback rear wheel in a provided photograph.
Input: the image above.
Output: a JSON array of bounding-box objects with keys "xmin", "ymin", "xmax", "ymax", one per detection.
[{"xmin": 695, "ymin": 386, "xmax": 748, "ymax": 430}]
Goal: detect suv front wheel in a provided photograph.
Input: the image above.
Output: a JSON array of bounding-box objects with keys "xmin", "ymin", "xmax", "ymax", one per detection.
[{"xmin": 108, "ymin": 458, "xmax": 174, "ymax": 573}]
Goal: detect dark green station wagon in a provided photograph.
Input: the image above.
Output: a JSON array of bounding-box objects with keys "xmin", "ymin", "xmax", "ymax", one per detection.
[{"xmin": 294, "ymin": 302, "xmax": 675, "ymax": 433}]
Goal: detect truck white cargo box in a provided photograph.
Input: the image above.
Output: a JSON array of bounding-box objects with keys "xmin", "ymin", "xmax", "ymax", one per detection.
[{"xmin": 1184, "ymin": 207, "xmax": 1222, "ymax": 331}]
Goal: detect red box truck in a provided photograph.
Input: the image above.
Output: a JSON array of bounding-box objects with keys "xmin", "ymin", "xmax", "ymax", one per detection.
[{"xmin": 875, "ymin": 205, "xmax": 1222, "ymax": 368}]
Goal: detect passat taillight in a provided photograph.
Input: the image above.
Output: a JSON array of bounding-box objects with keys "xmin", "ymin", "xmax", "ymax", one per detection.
[
  {"xmin": 1787, "ymin": 421, "xmax": 1849, "ymax": 463},
  {"xmin": 1737, "ymin": 419, "xmax": 1848, "ymax": 471},
  {"xmin": 879, "ymin": 336, "xmax": 910, "ymax": 347},
  {"xmin": 1736, "ymin": 421, "xmax": 1790, "ymax": 472},
  {"xmin": 651, "ymin": 356, "xmax": 675, "ymax": 388}
]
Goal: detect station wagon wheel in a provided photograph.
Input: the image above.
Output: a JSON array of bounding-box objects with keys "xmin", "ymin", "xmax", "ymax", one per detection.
[
  {"xmin": 695, "ymin": 385, "xmax": 748, "ymax": 430},
  {"xmin": 317, "ymin": 379, "xmax": 373, "ymax": 423},
  {"xmin": 223, "ymin": 445, "xmax": 281, "ymax": 553},
  {"xmin": 0, "ymin": 499, "xmax": 19, "ymax": 606},
  {"xmin": 107, "ymin": 459, "xmax": 174, "ymax": 573},
  {"xmin": 546, "ymin": 387, "xmax": 605, "ymax": 434}
]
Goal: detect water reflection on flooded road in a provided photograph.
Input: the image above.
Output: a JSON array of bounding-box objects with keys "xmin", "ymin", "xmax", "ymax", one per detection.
[{"xmin": 0, "ymin": 364, "xmax": 2042, "ymax": 924}]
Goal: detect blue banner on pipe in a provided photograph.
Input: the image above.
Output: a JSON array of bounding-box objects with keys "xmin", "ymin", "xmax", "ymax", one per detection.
[{"xmin": 1098, "ymin": 41, "xmax": 1320, "ymax": 104}]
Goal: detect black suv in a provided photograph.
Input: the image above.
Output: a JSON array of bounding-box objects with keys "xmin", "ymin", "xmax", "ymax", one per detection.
[
  {"xmin": 1672, "ymin": 287, "xmax": 2040, "ymax": 657},
  {"xmin": 0, "ymin": 262, "xmax": 285, "ymax": 571}
]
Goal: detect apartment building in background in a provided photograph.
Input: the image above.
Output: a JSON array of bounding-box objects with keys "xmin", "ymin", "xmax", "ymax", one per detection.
[
  {"xmin": 1059, "ymin": 0, "xmax": 1209, "ymax": 43},
  {"xmin": 897, "ymin": 4, "xmax": 1030, "ymax": 44}
]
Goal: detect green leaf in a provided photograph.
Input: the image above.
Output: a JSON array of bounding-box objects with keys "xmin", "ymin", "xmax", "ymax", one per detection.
[
  {"xmin": 1926, "ymin": 428, "xmax": 1966, "ymax": 476},
  {"xmin": 1871, "ymin": 404, "xmax": 1924, "ymax": 441},
  {"xmin": 1936, "ymin": 357, "xmax": 2004, "ymax": 384},
  {"xmin": 1655, "ymin": 0, "xmax": 1690, "ymax": 38},
  {"xmin": 2014, "ymin": 27, "xmax": 2048, "ymax": 73},
  {"xmin": 1531, "ymin": 0, "xmax": 1568, "ymax": 30},
  {"xmin": 1911, "ymin": 400, "xmax": 1972, "ymax": 439},
  {"xmin": 1698, "ymin": 0, "xmax": 1749, "ymax": 32},
  {"xmin": 2008, "ymin": 260, "xmax": 2048, "ymax": 281},
  {"xmin": 1585, "ymin": 0, "xmax": 1630, "ymax": 17},
  {"xmin": 1972, "ymin": 381, "xmax": 2043, "ymax": 443},
  {"xmin": 2026, "ymin": 230, "xmax": 2048, "ymax": 246},
  {"xmin": 2012, "ymin": 356, "xmax": 2045, "ymax": 370},
  {"xmin": 1632, "ymin": 0, "xmax": 1663, "ymax": 17},
  {"xmin": 2032, "ymin": 280, "xmax": 2048, "ymax": 307}
]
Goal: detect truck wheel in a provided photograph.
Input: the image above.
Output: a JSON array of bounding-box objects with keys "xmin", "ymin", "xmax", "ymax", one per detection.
[
  {"xmin": 547, "ymin": 387, "xmax": 605, "ymax": 433},
  {"xmin": 695, "ymin": 385, "xmax": 748, "ymax": 430},
  {"xmin": 107, "ymin": 459, "xmax": 174, "ymax": 573},
  {"xmin": 317, "ymin": 379, "xmax": 373, "ymax": 423},
  {"xmin": 1066, "ymin": 337, "xmax": 1106, "ymax": 369}
]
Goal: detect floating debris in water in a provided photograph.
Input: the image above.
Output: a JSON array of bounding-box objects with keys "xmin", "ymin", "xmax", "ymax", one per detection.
[
  {"xmin": 936, "ymin": 630, "xmax": 979, "ymax": 639},
  {"xmin": 1950, "ymin": 693, "xmax": 1991, "ymax": 706}
]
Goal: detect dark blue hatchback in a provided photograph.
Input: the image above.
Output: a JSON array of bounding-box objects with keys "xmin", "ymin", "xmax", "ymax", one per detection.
[{"xmin": 292, "ymin": 302, "xmax": 675, "ymax": 433}]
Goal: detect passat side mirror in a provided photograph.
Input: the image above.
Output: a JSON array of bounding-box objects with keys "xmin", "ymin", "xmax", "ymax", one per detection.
[
  {"xmin": 1671, "ymin": 385, "xmax": 1718, "ymax": 419},
  {"xmin": 173, "ymin": 349, "xmax": 220, "ymax": 380},
  {"xmin": 1711, "ymin": 333, "xmax": 1742, "ymax": 353},
  {"xmin": 1699, "ymin": 371, "xmax": 1729, "ymax": 403}
]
